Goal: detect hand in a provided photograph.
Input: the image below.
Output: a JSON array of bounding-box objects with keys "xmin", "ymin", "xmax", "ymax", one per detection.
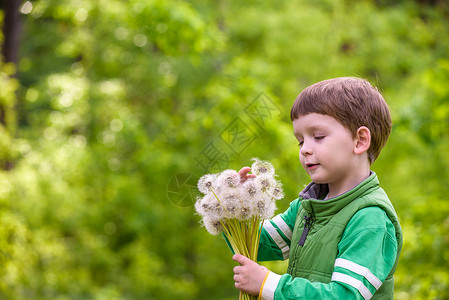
[
  {"xmin": 238, "ymin": 167, "xmax": 257, "ymax": 183},
  {"xmin": 233, "ymin": 254, "xmax": 269, "ymax": 295}
]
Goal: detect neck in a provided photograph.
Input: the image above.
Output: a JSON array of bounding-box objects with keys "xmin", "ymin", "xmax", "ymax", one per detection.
[{"xmin": 327, "ymin": 161, "xmax": 371, "ymax": 199}]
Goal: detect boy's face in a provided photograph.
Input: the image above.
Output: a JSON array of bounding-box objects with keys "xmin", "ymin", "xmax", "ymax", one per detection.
[{"xmin": 293, "ymin": 113, "xmax": 360, "ymax": 194}]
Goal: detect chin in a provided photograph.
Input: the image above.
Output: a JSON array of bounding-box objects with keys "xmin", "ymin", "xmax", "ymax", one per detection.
[
  {"xmin": 312, "ymin": 180, "xmax": 327, "ymax": 184},
  {"xmin": 309, "ymin": 175, "xmax": 327, "ymax": 184}
]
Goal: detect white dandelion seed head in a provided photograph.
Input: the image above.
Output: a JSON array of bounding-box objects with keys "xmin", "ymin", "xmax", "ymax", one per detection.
[
  {"xmin": 242, "ymin": 178, "xmax": 259, "ymax": 198},
  {"xmin": 255, "ymin": 199, "xmax": 265, "ymax": 217},
  {"xmin": 251, "ymin": 158, "xmax": 275, "ymax": 176},
  {"xmin": 261, "ymin": 201, "xmax": 277, "ymax": 219},
  {"xmin": 270, "ymin": 182, "xmax": 284, "ymax": 200},
  {"xmin": 195, "ymin": 193, "xmax": 223, "ymax": 221},
  {"xmin": 221, "ymin": 191, "xmax": 241, "ymax": 219},
  {"xmin": 255, "ymin": 174, "xmax": 277, "ymax": 193},
  {"xmin": 202, "ymin": 217, "xmax": 223, "ymax": 235},
  {"xmin": 198, "ymin": 174, "xmax": 217, "ymax": 194},
  {"xmin": 194, "ymin": 196, "xmax": 206, "ymax": 216},
  {"xmin": 216, "ymin": 169, "xmax": 240, "ymax": 189},
  {"xmin": 252, "ymin": 198, "xmax": 275, "ymax": 219},
  {"xmin": 236, "ymin": 202, "xmax": 253, "ymax": 220}
]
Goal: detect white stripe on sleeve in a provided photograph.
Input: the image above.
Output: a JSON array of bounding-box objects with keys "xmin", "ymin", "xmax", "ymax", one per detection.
[
  {"xmin": 332, "ymin": 272, "xmax": 373, "ymax": 300},
  {"xmin": 272, "ymin": 215, "xmax": 293, "ymax": 241},
  {"xmin": 263, "ymin": 220, "xmax": 290, "ymax": 260},
  {"xmin": 261, "ymin": 271, "xmax": 282, "ymax": 300},
  {"xmin": 334, "ymin": 258, "xmax": 382, "ymax": 290}
]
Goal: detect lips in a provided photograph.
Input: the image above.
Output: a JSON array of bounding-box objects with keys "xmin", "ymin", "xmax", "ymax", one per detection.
[{"xmin": 306, "ymin": 163, "xmax": 319, "ymax": 170}]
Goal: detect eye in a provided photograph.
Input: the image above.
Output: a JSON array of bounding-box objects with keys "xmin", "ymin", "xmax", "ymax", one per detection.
[
  {"xmin": 314, "ymin": 136, "xmax": 324, "ymax": 141},
  {"xmin": 298, "ymin": 141, "xmax": 303, "ymax": 147}
]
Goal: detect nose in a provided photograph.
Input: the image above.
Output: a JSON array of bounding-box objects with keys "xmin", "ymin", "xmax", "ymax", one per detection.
[{"xmin": 300, "ymin": 141, "xmax": 312, "ymax": 156}]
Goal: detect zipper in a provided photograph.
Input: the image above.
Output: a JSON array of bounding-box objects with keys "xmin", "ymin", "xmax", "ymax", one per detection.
[
  {"xmin": 289, "ymin": 213, "xmax": 313, "ymax": 273},
  {"xmin": 298, "ymin": 215, "xmax": 312, "ymax": 246}
]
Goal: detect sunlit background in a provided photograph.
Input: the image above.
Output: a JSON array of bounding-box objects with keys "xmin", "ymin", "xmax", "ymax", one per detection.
[{"xmin": 0, "ymin": 0, "xmax": 448, "ymax": 299}]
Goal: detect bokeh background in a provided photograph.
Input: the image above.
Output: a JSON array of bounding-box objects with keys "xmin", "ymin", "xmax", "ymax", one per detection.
[{"xmin": 0, "ymin": 0, "xmax": 448, "ymax": 299}]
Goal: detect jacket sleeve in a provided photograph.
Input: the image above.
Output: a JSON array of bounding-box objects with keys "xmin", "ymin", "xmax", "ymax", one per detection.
[
  {"xmin": 260, "ymin": 207, "xmax": 398, "ymax": 300},
  {"xmin": 257, "ymin": 198, "xmax": 301, "ymax": 262}
]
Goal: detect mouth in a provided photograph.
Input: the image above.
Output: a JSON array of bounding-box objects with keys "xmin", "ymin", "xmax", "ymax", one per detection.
[{"xmin": 306, "ymin": 163, "xmax": 319, "ymax": 170}]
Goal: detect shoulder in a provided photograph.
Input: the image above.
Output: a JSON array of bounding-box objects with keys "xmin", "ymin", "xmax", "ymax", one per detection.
[
  {"xmin": 344, "ymin": 206, "xmax": 397, "ymax": 243},
  {"xmin": 349, "ymin": 206, "xmax": 390, "ymax": 228}
]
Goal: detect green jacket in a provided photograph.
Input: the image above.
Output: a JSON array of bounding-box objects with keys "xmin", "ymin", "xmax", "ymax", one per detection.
[{"xmin": 257, "ymin": 172, "xmax": 403, "ymax": 300}]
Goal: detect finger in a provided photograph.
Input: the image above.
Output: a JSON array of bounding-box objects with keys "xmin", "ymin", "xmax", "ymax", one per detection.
[
  {"xmin": 238, "ymin": 167, "xmax": 251, "ymax": 181},
  {"xmin": 232, "ymin": 254, "xmax": 253, "ymax": 265},
  {"xmin": 233, "ymin": 265, "xmax": 241, "ymax": 274}
]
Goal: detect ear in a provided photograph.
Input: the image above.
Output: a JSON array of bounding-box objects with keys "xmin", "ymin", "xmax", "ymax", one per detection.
[{"xmin": 354, "ymin": 126, "xmax": 371, "ymax": 155}]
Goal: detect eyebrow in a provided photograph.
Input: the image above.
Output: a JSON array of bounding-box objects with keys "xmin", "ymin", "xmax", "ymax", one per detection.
[{"xmin": 294, "ymin": 124, "xmax": 328, "ymax": 137}]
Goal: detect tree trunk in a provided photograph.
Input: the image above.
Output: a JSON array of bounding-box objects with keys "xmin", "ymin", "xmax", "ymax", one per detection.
[
  {"xmin": 2, "ymin": 0, "xmax": 22, "ymax": 66},
  {"xmin": 1, "ymin": 0, "xmax": 22, "ymax": 170}
]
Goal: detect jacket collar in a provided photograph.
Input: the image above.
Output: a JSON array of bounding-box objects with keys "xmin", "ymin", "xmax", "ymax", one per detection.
[{"xmin": 299, "ymin": 171, "xmax": 379, "ymax": 218}]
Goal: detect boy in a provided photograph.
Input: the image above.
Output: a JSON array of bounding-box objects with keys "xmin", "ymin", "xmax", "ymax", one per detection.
[{"xmin": 233, "ymin": 77, "xmax": 403, "ymax": 299}]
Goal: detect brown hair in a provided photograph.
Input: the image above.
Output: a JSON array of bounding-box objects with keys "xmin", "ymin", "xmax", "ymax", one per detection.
[{"xmin": 290, "ymin": 77, "xmax": 391, "ymax": 163}]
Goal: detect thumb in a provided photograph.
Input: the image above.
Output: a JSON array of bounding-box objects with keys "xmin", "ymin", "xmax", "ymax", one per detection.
[{"xmin": 232, "ymin": 254, "xmax": 253, "ymax": 265}]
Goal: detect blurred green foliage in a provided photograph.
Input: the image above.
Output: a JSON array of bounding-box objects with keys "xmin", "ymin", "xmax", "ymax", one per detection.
[{"xmin": 0, "ymin": 0, "xmax": 448, "ymax": 299}]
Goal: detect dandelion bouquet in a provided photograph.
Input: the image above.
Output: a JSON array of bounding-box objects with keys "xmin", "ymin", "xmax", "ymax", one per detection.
[{"xmin": 195, "ymin": 159, "xmax": 284, "ymax": 300}]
